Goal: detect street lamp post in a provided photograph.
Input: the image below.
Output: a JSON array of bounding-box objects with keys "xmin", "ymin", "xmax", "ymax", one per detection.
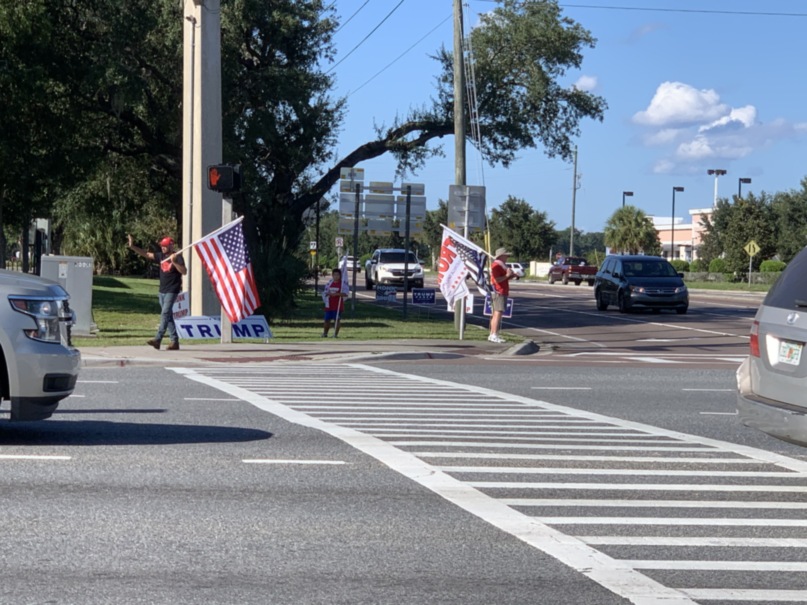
[
  {"xmin": 707, "ymin": 168, "xmax": 727, "ymax": 207},
  {"xmin": 671, "ymin": 186, "xmax": 684, "ymax": 261},
  {"xmin": 622, "ymin": 191, "xmax": 633, "ymax": 207},
  {"xmin": 738, "ymin": 177, "xmax": 752, "ymax": 198}
]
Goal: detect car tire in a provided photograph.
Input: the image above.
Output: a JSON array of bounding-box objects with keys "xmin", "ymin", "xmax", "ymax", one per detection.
[
  {"xmin": 562, "ymin": 274, "xmax": 569, "ymax": 285},
  {"xmin": 587, "ymin": 280, "xmax": 595, "ymax": 286},
  {"xmin": 574, "ymin": 280, "xmax": 582, "ymax": 286},
  {"xmin": 617, "ymin": 290, "xmax": 630, "ymax": 313},
  {"xmin": 365, "ymin": 276, "xmax": 374, "ymax": 290},
  {"xmin": 676, "ymin": 306, "xmax": 688, "ymax": 315},
  {"xmin": 595, "ymin": 289, "xmax": 607, "ymax": 311},
  {"xmin": 548, "ymin": 275, "xmax": 556, "ymax": 284}
]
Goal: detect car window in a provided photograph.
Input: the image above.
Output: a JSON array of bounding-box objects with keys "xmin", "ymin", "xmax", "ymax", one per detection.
[
  {"xmin": 379, "ymin": 252, "xmax": 419, "ymax": 264},
  {"xmin": 764, "ymin": 247, "xmax": 807, "ymax": 310}
]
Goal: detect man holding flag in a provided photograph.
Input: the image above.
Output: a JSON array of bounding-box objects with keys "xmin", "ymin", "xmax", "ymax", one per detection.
[{"xmin": 321, "ymin": 258, "xmax": 349, "ymax": 338}]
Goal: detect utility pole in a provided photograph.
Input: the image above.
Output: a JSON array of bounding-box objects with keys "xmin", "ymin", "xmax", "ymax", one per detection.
[
  {"xmin": 453, "ymin": 0, "xmax": 467, "ymax": 339},
  {"xmin": 570, "ymin": 146, "xmax": 578, "ymax": 256}
]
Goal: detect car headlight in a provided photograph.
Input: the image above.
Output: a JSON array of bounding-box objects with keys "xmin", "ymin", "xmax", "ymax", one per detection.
[
  {"xmin": 631, "ymin": 286, "xmax": 646, "ymax": 294},
  {"xmin": 675, "ymin": 285, "xmax": 688, "ymax": 294},
  {"xmin": 10, "ymin": 296, "xmax": 72, "ymax": 344}
]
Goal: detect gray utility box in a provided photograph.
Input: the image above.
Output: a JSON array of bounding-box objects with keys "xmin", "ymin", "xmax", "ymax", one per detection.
[{"xmin": 40, "ymin": 255, "xmax": 97, "ymax": 336}]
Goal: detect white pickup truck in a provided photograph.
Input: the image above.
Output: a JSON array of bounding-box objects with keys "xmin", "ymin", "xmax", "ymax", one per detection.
[
  {"xmin": 0, "ymin": 270, "xmax": 80, "ymax": 421},
  {"xmin": 365, "ymin": 248, "xmax": 424, "ymax": 290}
]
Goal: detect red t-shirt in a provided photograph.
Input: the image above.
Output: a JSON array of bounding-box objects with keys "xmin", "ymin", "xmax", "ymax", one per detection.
[
  {"xmin": 490, "ymin": 259, "xmax": 509, "ymax": 296},
  {"xmin": 324, "ymin": 281, "xmax": 345, "ymax": 312}
]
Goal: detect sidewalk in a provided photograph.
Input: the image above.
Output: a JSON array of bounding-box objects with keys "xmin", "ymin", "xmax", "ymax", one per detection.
[{"xmin": 79, "ymin": 338, "xmax": 540, "ymax": 368}]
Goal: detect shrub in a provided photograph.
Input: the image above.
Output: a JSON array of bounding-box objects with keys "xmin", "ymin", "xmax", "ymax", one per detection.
[
  {"xmin": 709, "ymin": 258, "xmax": 728, "ymax": 273},
  {"xmin": 690, "ymin": 259, "xmax": 707, "ymax": 272},
  {"xmin": 759, "ymin": 260, "xmax": 786, "ymax": 272},
  {"xmin": 670, "ymin": 259, "xmax": 689, "ymax": 272}
]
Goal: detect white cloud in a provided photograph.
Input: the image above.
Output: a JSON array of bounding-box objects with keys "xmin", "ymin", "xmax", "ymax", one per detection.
[
  {"xmin": 634, "ymin": 81, "xmax": 807, "ymax": 173},
  {"xmin": 573, "ymin": 75, "xmax": 598, "ymax": 92},
  {"xmin": 633, "ymin": 81, "xmax": 729, "ymax": 127}
]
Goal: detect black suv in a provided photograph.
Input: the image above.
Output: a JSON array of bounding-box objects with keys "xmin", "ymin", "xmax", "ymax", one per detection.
[{"xmin": 594, "ymin": 255, "xmax": 688, "ymax": 314}]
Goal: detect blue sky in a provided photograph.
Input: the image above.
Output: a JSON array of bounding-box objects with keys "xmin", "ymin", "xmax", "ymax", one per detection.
[{"xmin": 326, "ymin": 1, "xmax": 807, "ymax": 234}]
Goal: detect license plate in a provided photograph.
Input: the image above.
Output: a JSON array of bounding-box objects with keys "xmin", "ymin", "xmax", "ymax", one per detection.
[{"xmin": 778, "ymin": 340, "xmax": 803, "ymax": 366}]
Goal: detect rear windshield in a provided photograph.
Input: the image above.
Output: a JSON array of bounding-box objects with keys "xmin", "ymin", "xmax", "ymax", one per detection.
[
  {"xmin": 379, "ymin": 252, "xmax": 419, "ymax": 264},
  {"xmin": 564, "ymin": 257, "xmax": 587, "ymax": 266},
  {"xmin": 621, "ymin": 260, "xmax": 678, "ymax": 278},
  {"xmin": 764, "ymin": 247, "xmax": 807, "ymax": 310}
]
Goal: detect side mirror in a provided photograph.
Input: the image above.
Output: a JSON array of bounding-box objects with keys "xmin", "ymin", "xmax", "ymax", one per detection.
[
  {"xmin": 612, "ymin": 272, "xmax": 621, "ymax": 279},
  {"xmin": 678, "ymin": 272, "xmax": 685, "ymax": 278}
]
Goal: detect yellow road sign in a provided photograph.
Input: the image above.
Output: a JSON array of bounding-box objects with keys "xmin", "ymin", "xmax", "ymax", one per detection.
[{"xmin": 744, "ymin": 240, "xmax": 760, "ymax": 256}]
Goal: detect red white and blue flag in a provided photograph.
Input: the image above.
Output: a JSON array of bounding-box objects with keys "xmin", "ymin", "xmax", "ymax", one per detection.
[
  {"xmin": 437, "ymin": 225, "xmax": 489, "ymax": 307},
  {"xmin": 193, "ymin": 217, "xmax": 260, "ymax": 324}
]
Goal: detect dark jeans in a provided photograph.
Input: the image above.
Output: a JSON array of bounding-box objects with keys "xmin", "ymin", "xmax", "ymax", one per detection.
[{"xmin": 156, "ymin": 291, "xmax": 179, "ymax": 343}]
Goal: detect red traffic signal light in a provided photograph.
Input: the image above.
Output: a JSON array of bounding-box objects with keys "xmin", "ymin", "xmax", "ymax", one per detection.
[{"xmin": 207, "ymin": 164, "xmax": 241, "ymax": 193}]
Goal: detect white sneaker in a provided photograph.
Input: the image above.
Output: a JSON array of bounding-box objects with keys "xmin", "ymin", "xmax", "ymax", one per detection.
[{"xmin": 488, "ymin": 334, "xmax": 506, "ymax": 343}]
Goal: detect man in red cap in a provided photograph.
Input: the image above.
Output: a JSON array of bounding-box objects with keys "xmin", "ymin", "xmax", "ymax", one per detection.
[{"xmin": 127, "ymin": 234, "xmax": 187, "ymax": 350}]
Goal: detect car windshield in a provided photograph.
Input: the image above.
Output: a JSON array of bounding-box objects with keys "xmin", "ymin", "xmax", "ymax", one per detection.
[
  {"xmin": 380, "ymin": 252, "xmax": 419, "ymax": 263},
  {"xmin": 622, "ymin": 260, "xmax": 678, "ymax": 278}
]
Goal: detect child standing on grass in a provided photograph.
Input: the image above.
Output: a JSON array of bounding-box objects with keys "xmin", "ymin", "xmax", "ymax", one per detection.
[{"xmin": 321, "ymin": 268, "xmax": 347, "ymax": 338}]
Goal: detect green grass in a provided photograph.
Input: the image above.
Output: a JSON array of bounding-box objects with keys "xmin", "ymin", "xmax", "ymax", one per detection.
[{"xmin": 73, "ymin": 275, "xmax": 492, "ymax": 347}]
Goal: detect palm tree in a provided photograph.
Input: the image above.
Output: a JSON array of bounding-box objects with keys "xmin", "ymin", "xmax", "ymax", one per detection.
[{"xmin": 604, "ymin": 206, "xmax": 661, "ymax": 255}]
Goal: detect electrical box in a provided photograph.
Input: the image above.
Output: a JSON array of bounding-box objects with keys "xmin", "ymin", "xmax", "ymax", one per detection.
[{"xmin": 40, "ymin": 256, "xmax": 97, "ymax": 336}]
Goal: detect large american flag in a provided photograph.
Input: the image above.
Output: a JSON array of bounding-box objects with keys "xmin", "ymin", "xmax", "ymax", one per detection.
[{"xmin": 193, "ymin": 217, "xmax": 260, "ymax": 324}]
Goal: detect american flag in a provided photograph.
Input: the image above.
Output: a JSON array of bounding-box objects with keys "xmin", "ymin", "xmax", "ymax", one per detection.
[{"xmin": 193, "ymin": 217, "xmax": 260, "ymax": 324}]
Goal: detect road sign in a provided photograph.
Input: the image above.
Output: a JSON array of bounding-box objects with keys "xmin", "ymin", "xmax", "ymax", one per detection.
[
  {"xmin": 335, "ymin": 237, "xmax": 344, "ymax": 248},
  {"xmin": 309, "ymin": 241, "xmax": 317, "ymax": 250},
  {"xmin": 744, "ymin": 240, "xmax": 760, "ymax": 256}
]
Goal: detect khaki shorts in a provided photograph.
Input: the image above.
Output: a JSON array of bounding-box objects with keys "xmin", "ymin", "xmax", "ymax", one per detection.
[{"xmin": 491, "ymin": 291, "xmax": 506, "ymax": 312}]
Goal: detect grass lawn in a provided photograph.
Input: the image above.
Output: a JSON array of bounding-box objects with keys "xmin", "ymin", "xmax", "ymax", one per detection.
[{"xmin": 73, "ymin": 275, "xmax": 492, "ymax": 347}]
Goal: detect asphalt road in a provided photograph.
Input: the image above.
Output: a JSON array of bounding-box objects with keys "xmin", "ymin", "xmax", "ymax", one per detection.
[{"xmin": 3, "ymin": 351, "xmax": 807, "ymax": 604}]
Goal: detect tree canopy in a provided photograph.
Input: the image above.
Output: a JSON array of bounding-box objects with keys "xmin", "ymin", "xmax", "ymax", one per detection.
[
  {"xmin": 1, "ymin": 0, "xmax": 607, "ymax": 315},
  {"xmin": 603, "ymin": 205, "xmax": 661, "ymax": 256}
]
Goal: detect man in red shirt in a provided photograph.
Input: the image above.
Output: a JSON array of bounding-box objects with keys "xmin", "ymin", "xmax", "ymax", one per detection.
[{"xmin": 489, "ymin": 247, "xmax": 516, "ymax": 343}]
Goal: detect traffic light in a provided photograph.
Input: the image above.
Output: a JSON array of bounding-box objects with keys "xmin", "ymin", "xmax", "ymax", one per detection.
[{"xmin": 207, "ymin": 164, "xmax": 241, "ymax": 193}]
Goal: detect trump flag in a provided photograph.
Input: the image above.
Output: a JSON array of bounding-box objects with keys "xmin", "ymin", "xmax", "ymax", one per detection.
[
  {"xmin": 437, "ymin": 225, "xmax": 489, "ymax": 307},
  {"xmin": 193, "ymin": 217, "xmax": 260, "ymax": 324}
]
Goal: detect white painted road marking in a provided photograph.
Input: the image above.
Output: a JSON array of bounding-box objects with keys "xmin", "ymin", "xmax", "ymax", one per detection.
[{"xmin": 173, "ymin": 363, "xmax": 807, "ymax": 605}]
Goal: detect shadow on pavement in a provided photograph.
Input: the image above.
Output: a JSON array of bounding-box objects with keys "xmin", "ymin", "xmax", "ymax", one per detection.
[{"xmin": 0, "ymin": 419, "xmax": 272, "ymax": 446}]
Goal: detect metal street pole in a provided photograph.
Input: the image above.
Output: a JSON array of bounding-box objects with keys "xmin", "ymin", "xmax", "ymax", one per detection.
[
  {"xmin": 570, "ymin": 146, "xmax": 578, "ymax": 256},
  {"xmin": 453, "ymin": 0, "xmax": 466, "ymax": 340},
  {"xmin": 738, "ymin": 177, "xmax": 751, "ymax": 199},
  {"xmin": 622, "ymin": 191, "xmax": 633, "ymax": 208},
  {"xmin": 707, "ymin": 168, "xmax": 726, "ymax": 207},
  {"xmin": 671, "ymin": 186, "xmax": 684, "ymax": 261}
]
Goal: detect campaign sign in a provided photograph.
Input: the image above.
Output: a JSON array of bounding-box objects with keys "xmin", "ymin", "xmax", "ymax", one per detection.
[
  {"xmin": 483, "ymin": 295, "xmax": 514, "ymax": 318},
  {"xmin": 176, "ymin": 315, "xmax": 272, "ymax": 340},
  {"xmin": 412, "ymin": 288, "xmax": 436, "ymax": 305},
  {"xmin": 172, "ymin": 291, "xmax": 190, "ymax": 319},
  {"xmin": 376, "ymin": 285, "xmax": 397, "ymax": 302}
]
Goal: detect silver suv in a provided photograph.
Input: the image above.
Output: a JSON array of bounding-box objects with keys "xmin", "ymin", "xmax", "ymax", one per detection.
[
  {"xmin": 0, "ymin": 270, "xmax": 80, "ymax": 421},
  {"xmin": 737, "ymin": 247, "xmax": 807, "ymax": 446}
]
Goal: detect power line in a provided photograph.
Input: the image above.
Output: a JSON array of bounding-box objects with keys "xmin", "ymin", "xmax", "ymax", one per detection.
[
  {"xmin": 473, "ymin": 0, "xmax": 807, "ymax": 17},
  {"xmin": 334, "ymin": 0, "xmax": 372, "ymax": 34},
  {"xmin": 560, "ymin": 4, "xmax": 807, "ymax": 17},
  {"xmin": 347, "ymin": 13, "xmax": 452, "ymax": 97},
  {"xmin": 326, "ymin": 0, "xmax": 406, "ymax": 75}
]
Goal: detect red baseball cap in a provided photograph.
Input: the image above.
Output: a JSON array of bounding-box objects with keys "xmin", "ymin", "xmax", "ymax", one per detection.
[{"xmin": 159, "ymin": 237, "xmax": 174, "ymax": 247}]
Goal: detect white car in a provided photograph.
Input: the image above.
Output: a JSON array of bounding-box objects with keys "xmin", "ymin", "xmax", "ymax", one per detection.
[
  {"xmin": 365, "ymin": 248, "xmax": 424, "ymax": 290},
  {"xmin": 506, "ymin": 262, "xmax": 525, "ymax": 280},
  {"xmin": 0, "ymin": 270, "xmax": 80, "ymax": 421},
  {"xmin": 339, "ymin": 255, "xmax": 360, "ymax": 273}
]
